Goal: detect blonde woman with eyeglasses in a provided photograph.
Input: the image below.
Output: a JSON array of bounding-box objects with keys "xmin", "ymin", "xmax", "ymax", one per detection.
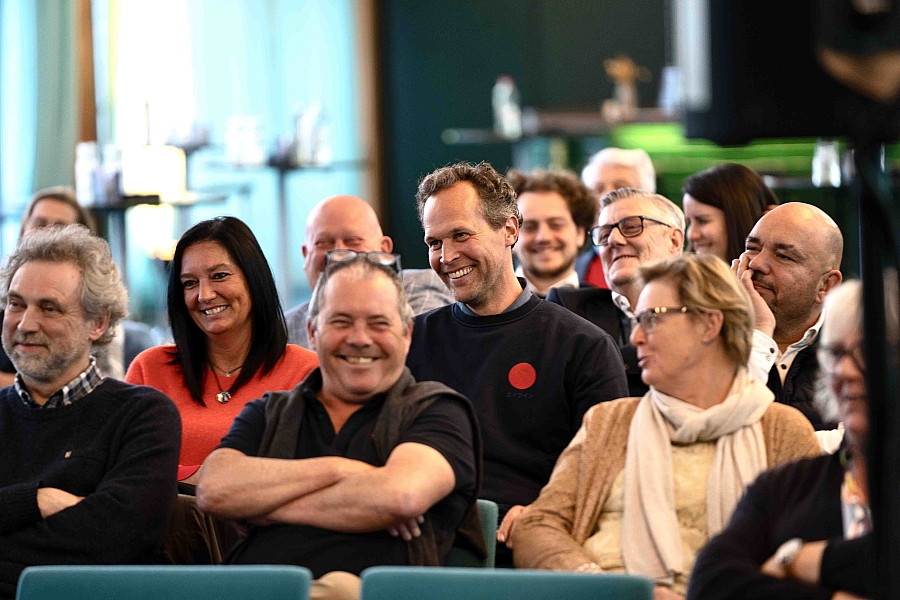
[{"xmin": 512, "ymin": 253, "xmax": 820, "ymax": 599}]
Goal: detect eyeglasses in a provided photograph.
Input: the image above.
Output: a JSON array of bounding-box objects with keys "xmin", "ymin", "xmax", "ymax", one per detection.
[
  {"xmin": 324, "ymin": 249, "xmax": 402, "ymax": 274},
  {"xmin": 590, "ymin": 216, "xmax": 672, "ymax": 247},
  {"xmin": 817, "ymin": 343, "xmax": 866, "ymax": 373},
  {"xmin": 630, "ymin": 306, "xmax": 691, "ymax": 334}
]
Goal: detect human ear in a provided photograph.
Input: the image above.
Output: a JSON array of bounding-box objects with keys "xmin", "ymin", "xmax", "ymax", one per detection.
[
  {"xmin": 669, "ymin": 227, "xmax": 685, "ymax": 256},
  {"xmin": 700, "ymin": 309, "xmax": 724, "ymax": 344},
  {"xmin": 505, "ymin": 216, "xmax": 519, "ymax": 247},
  {"xmin": 816, "ymin": 270, "xmax": 843, "ymax": 304},
  {"xmin": 88, "ymin": 313, "xmax": 111, "ymax": 342},
  {"xmin": 306, "ymin": 319, "xmax": 317, "ymax": 353}
]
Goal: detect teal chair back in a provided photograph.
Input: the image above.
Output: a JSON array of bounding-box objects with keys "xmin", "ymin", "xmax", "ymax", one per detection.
[
  {"xmin": 444, "ymin": 498, "xmax": 498, "ymax": 568},
  {"xmin": 16, "ymin": 565, "xmax": 312, "ymax": 600},
  {"xmin": 361, "ymin": 567, "xmax": 654, "ymax": 600}
]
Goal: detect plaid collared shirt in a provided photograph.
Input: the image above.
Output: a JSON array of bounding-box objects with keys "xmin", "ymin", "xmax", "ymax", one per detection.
[{"xmin": 15, "ymin": 357, "xmax": 104, "ymax": 409}]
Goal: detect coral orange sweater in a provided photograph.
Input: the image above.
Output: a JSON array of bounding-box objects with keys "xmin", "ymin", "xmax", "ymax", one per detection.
[{"xmin": 126, "ymin": 344, "xmax": 317, "ymax": 475}]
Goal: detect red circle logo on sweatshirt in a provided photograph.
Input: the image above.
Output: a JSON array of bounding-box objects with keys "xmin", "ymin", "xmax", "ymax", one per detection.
[{"xmin": 508, "ymin": 362, "xmax": 537, "ymax": 390}]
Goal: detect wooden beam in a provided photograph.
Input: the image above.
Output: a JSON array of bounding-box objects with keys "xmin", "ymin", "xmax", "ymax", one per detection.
[
  {"xmin": 353, "ymin": 0, "xmax": 384, "ymax": 220},
  {"xmin": 75, "ymin": 0, "xmax": 97, "ymax": 142}
]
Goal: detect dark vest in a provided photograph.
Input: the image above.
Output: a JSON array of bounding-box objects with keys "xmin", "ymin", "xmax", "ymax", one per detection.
[
  {"xmin": 766, "ymin": 341, "xmax": 829, "ymax": 430},
  {"xmin": 257, "ymin": 367, "xmax": 486, "ymax": 566}
]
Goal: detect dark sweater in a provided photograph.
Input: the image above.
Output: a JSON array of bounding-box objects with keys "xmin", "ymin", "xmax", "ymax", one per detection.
[
  {"xmin": 687, "ymin": 451, "xmax": 874, "ymax": 600},
  {"xmin": 0, "ymin": 379, "xmax": 181, "ymax": 599},
  {"xmin": 406, "ymin": 295, "xmax": 628, "ymax": 513},
  {"xmin": 546, "ymin": 286, "xmax": 649, "ymax": 397}
]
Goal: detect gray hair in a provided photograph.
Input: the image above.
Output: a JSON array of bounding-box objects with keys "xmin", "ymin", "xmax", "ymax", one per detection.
[
  {"xmin": 815, "ymin": 276, "xmax": 899, "ymax": 422},
  {"xmin": 582, "ymin": 147, "xmax": 657, "ymax": 193},
  {"xmin": 415, "ymin": 162, "xmax": 521, "ymax": 229},
  {"xmin": 308, "ymin": 260, "xmax": 414, "ymax": 334},
  {"xmin": 1, "ymin": 225, "xmax": 128, "ymax": 346},
  {"xmin": 600, "ymin": 187, "xmax": 686, "ymax": 233}
]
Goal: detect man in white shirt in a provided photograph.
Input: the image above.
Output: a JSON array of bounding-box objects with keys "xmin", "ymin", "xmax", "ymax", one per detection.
[
  {"xmin": 507, "ymin": 169, "xmax": 597, "ymax": 297},
  {"xmin": 734, "ymin": 202, "xmax": 843, "ymax": 429}
]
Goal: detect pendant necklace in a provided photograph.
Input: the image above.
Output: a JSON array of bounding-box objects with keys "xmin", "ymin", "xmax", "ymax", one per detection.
[{"xmin": 210, "ymin": 362, "xmax": 243, "ymax": 404}]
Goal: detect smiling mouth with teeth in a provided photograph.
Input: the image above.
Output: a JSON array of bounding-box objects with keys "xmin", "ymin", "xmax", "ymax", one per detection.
[
  {"xmin": 344, "ymin": 356, "xmax": 375, "ymax": 364},
  {"xmin": 447, "ymin": 266, "xmax": 474, "ymax": 280},
  {"xmin": 202, "ymin": 306, "xmax": 228, "ymax": 315}
]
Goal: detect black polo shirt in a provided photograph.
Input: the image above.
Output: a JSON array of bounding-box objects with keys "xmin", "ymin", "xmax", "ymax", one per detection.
[{"xmin": 219, "ymin": 383, "xmax": 477, "ymax": 578}]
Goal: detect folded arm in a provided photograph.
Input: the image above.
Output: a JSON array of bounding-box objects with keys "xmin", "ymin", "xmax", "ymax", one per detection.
[
  {"xmin": 257, "ymin": 442, "xmax": 456, "ymax": 533},
  {"xmin": 196, "ymin": 448, "xmax": 375, "ymax": 520},
  {"xmin": 0, "ymin": 396, "xmax": 180, "ymax": 564}
]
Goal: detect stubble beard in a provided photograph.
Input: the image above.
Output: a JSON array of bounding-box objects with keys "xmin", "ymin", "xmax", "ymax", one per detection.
[{"xmin": 3, "ymin": 332, "xmax": 85, "ymax": 384}]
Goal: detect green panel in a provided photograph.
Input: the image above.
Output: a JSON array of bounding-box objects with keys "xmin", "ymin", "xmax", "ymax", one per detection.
[{"xmin": 380, "ymin": 0, "xmax": 667, "ymax": 268}]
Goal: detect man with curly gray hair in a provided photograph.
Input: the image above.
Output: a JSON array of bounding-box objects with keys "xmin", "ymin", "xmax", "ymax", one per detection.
[
  {"xmin": 408, "ymin": 162, "xmax": 628, "ymax": 567},
  {"xmin": 0, "ymin": 225, "xmax": 180, "ymax": 597}
]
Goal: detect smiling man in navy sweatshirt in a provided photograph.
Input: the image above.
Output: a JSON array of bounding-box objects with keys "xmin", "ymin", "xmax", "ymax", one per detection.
[{"xmin": 407, "ymin": 162, "xmax": 628, "ymax": 566}]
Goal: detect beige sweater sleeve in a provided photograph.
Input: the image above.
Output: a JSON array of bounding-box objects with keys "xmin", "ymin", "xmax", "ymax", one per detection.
[
  {"xmin": 761, "ymin": 403, "xmax": 823, "ymax": 467},
  {"xmin": 512, "ymin": 399, "xmax": 636, "ymax": 570},
  {"xmin": 511, "ymin": 416, "xmax": 598, "ymax": 570}
]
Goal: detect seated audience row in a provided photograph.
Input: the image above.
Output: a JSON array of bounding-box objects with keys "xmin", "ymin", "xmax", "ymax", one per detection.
[
  {"xmin": 0, "ymin": 155, "xmax": 870, "ymax": 600},
  {"xmin": 550, "ymin": 185, "xmax": 843, "ymax": 432}
]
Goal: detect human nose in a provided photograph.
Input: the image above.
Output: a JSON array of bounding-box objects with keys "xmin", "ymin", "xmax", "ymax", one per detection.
[
  {"xmin": 687, "ymin": 224, "xmax": 700, "ymax": 242},
  {"xmin": 16, "ymin": 307, "xmax": 39, "ymax": 332},
  {"xmin": 629, "ymin": 319, "xmax": 645, "ymax": 346},
  {"xmin": 534, "ymin": 222, "xmax": 550, "ymax": 242},
  {"xmin": 834, "ymin": 350, "xmax": 864, "ymax": 380},
  {"xmin": 345, "ymin": 321, "xmax": 372, "ymax": 346},
  {"xmin": 441, "ymin": 240, "xmax": 459, "ymax": 264},
  {"xmin": 197, "ymin": 279, "xmax": 216, "ymax": 303},
  {"xmin": 606, "ymin": 224, "xmax": 627, "ymax": 246},
  {"xmin": 746, "ymin": 251, "xmax": 768, "ymax": 274}
]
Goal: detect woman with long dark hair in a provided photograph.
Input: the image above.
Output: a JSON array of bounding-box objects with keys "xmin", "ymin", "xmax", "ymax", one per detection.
[
  {"xmin": 127, "ymin": 216, "xmax": 318, "ymax": 482},
  {"xmin": 682, "ymin": 163, "xmax": 778, "ymax": 263}
]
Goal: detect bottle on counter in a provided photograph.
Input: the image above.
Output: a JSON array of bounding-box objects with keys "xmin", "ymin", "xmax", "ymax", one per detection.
[
  {"xmin": 75, "ymin": 142, "xmax": 100, "ymax": 207},
  {"xmin": 492, "ymin": 75, "xmax": 522, "ymax": 140}
]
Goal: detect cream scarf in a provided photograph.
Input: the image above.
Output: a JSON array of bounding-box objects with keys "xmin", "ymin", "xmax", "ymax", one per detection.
[{"xmin": 621, "ymin": 368, "xmax": 774, "ymax": 585}]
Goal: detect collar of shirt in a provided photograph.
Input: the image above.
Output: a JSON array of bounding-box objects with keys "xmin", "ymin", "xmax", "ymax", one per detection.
[
  {"xmin": 611, "ymin": 290, "xmax": 636, "ymax": 319},
  {"xmin": 456, "ymin": 277, "xmax": 533, "ymax": 316},
  {"xmin": 514, "ymin": 265, "xmax": 580, "ymax": 298},
  {"xmin": 752, "ymin": 312, "xmax": 824, "ymax": 383},
  {"xmin": 16, "ymin": 356, "xmax": 104, "ymax": 409},
  {"xmin": 778, "ymin": 311, "xmax": 824, "ymax": 362}
]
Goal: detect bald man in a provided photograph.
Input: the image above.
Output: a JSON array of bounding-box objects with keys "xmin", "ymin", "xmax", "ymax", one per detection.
[
  {"xmin": 735, "ymin": 202, "xmax": 843, "ymax": 429},
  {"xmin": 285, "ymin": 195, "xmax": 454, "ymax": 348}
]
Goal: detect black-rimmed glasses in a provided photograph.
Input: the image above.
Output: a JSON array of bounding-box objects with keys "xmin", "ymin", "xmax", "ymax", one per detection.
[
  {"xmin": 590, "ymin": 216, "xmax": 672, "ymax": 247},
  {"xmin": 630, "ymin": 306, "xmax": 691, "ymax": 334},
  {"xmin": 324, "ymin": 249, "xmax": 402, "ymax": 274},
  {"xmin": 817, "ymin": 343, "xmax": 866, "ymax": 373}
]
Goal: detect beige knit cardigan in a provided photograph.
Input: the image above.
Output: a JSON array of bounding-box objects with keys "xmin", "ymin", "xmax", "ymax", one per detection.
[{"xmin": 512, "ymin": 396, "xmax": 822, "ymax": 570}]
